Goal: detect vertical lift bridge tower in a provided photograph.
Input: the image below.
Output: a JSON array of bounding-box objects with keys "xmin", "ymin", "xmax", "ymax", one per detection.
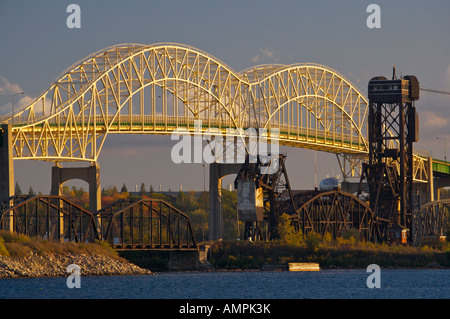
[{"xmin": 359, "ymin": 70, "xmax": 420, "ymax": 242}]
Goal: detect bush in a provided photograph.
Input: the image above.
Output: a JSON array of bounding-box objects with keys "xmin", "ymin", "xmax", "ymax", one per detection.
[
  {"xmin": 26, "ymin": 240, "xmax": 64, "ymax": 255},
  {"xmin": 4, "ymin": 243, "xmax": 31, "ymax": 257},
  {"xmin": 93, "ymin": 240, "xmax": 119, "ymax": 258},
  {"xmin": 342, "ymin": 228, "xmax": 360, "ymax": 242},
  {"xmin": 277, "ymin": 214, "xmax": 303, "ymax": 246},
  {"xmin": 0, "ymin": 236, "xmax": 10, "ymax": 256},
  {"xmin": 305, "ymin": 232, "xmax": 322, "ymax": 253},
  {"xmin": 0, "ymin": 230, "xmax": 30, "ymax": 243}
]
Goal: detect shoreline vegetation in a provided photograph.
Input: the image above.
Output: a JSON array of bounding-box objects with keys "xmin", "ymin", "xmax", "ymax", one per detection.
[
  {"xmin": 1, "ymin": 228, "xmax": 449, "ymax": 279},
  {"xmin": 208, "ymin": 214, "xmax": 450, "ymax": 270},
  {"xmin": 208, "ymin": 240, "xmax": 450, "ymax": 270}
]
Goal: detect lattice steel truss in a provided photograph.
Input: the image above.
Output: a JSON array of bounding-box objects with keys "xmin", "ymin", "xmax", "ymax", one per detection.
[
  {"xmin": 414, "ymin": 199, "xmax": 450, "ymax": 245},
  {"xmin": 291, "ymin": 190, "xmax": 381, "ymax": 242},
  {"xmin": 99, "ymin": 198, "xmax": 196, "ymax": 249}
]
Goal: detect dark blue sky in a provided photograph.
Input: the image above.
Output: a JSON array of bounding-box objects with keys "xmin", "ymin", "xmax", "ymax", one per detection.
[{"xmin": 1, "ymin": 0, "xmax": 449, "ymax": 193}]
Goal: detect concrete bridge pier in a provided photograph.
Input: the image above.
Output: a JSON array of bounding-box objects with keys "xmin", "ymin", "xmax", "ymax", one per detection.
[
  {"xmin": 0, "ymin": 124, "xmax": 14, "ymax": 202},
  {"xmin": 208, "ymin": 162, "xmax": 242, "ymax": 241},
  {"xmin": 433, "ymin": 177, "xmax": 450, "ymax": 201},
  {"xmin": 0, "ymin": 124, "xmax": 14, "ymax": 231},
  {"xmin": 51, "ymin": 163, "xmax": 102, "ymax": 214}
]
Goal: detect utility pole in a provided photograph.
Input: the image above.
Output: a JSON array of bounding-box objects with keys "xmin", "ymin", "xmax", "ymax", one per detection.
[
  {"xmin": 436, "ymin": 137, "xmax": 447, "ymax": 163},
  {"xmin": 12, "ymin": 92, "xmax": 24, "ymax": 124}
]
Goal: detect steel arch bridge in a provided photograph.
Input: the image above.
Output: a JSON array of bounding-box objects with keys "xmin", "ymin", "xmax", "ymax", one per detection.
[{"xmin": 2, "ymin": 43, "xmax": 370, "ymax": 163}]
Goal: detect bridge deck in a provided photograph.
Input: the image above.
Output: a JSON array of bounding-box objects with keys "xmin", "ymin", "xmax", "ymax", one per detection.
[
  {"xmin": 432, "ymin": 158, "xmax": 450, "ymax": 176},
  {"xmin": 10, "ymin": 115, "xmax": 367, "ymax": 154}
]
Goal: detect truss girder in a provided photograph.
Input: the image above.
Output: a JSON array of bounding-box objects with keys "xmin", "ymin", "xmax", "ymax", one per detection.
[
  {"xmin": 0, "ymin": 195, "xmax": 100, "ymax": 242},
  {"xmin": 98, "ymin": 198, "xmax": 196, "ymax": 249},
  {"xmin": 292, "ymin": 190, "xmax": 383, "ymax": 242}
]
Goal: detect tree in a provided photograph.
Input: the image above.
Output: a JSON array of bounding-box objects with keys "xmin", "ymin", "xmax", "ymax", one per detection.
[
  {"xmin": 139, "ymin": 182, "xmax": 147, "ymax": 197},
  {"xmin": 15, "ymin": 182, "xmax": 22, "ymax": 196},
  {"xmin": 277, "ymin": 213, "xmax": 303, "ymax": 246},
  {"xmin": 120, "ymin": 183, "xmax": 128, "ymax": 193},
  {"xmin": 28, "ymin": 186, "xmax": 35, "ymax": 196},
  {"xmin": 63, "ymin": 185, "xmax": 70, "ymax": 195},
  {"xmin": 222, "ymin": 189, "xmax": 238, "ymax": 240},
  {"xmin": 189, "ymin": 208, "xmax": 209, "ymax": 241},
  {"xmin": 176, "ymin": 190, "xmax": 185, "ymax": 207},
  {"xmin": 70, "ymin": 186, "xmax": 85, "ymax": 199},
  {"xmin": 111, "ymin": 185, "xmax": 119, "ymax": 197}
]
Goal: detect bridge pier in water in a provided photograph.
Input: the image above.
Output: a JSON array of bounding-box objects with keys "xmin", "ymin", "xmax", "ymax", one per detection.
[
  {"xmin": 208, "ymin": 163, "xmax": 242, "ymax": 241},
  {"xmin": 51, "ymin": 163, "xmax": 102, "ymax": 214}
]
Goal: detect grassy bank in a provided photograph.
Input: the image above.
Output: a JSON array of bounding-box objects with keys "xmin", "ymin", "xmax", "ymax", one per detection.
[
  {"xmin": 3, "ymin": 230, "xmax": 450, "ymax": 271},
  {"xmin": 209, "ymin": 239, "xmax": 450, "ymax": 269},
  {"xmin": 0, "ymin": 230, "xmax": 120, "ymax": 260}
]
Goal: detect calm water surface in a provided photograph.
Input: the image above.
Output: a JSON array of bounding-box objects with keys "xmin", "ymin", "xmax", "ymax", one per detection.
[{"xmin": 1, "ymin": 269, "xmax": 449, "ymax": 299}]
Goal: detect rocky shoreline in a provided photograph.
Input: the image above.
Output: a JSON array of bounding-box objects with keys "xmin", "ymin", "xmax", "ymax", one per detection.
[{"xmin": 0, "ymin": 253, "xmax": 153, "ymax": 279}]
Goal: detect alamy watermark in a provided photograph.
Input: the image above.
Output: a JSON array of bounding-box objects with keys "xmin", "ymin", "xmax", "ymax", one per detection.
[
  {"xmin": 366, "ymin": 264, "xmax": 381, "ymax": 288},
  {"xmin": 170, "ymin": 120, "xmax": 280, "ymax": 174},
  {"xmin": 66, "ymin": 4, "xmax": 81, "ymax": 29},
  {"xmin": 66, "ymin": 264, "xmax": 81, "ymax": 288},
  {"xmin": 366, "ymin": 4, "xmax": 381, "ymax": 29}
]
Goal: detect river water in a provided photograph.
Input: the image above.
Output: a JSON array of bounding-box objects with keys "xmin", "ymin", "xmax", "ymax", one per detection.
[{"xmin": 1, "ymin": 269, "xmax": 449, "ymax": 299}]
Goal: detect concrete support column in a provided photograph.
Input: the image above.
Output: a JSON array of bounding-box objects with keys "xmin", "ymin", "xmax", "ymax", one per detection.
[
  {"xmin": 427, "ymin": 156, "xmax": 434, "ymax": 202},
  {"xmin": 0, "ymin": 124, "xmax": 14, "ymax": 201},
  {"xmin": 0, "ymin": 124, "xmax": 14, "ymax": 231},
  {"xmin": 208, "ymin": 163, "xmax": 242, "ymax": 241},
  {"xmin": 50, "ymin": 164, "xmax": 65, "ymax": 241},
  {"xmin": 433, "ymin": 176, "xmax": 450, "ymax": 201},
  {"xmin": 88, "ymin": 165, "xmax": 102, "ymax": 213}
]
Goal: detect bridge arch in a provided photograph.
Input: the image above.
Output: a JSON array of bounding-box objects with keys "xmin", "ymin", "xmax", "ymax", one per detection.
[
  {"xmin": 3, "ymin": 43, "xmax": 369, "ymax": 163},
  {"xmin": 248, "ymin": 64, "xmax": 368, "ymax": 153}
]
